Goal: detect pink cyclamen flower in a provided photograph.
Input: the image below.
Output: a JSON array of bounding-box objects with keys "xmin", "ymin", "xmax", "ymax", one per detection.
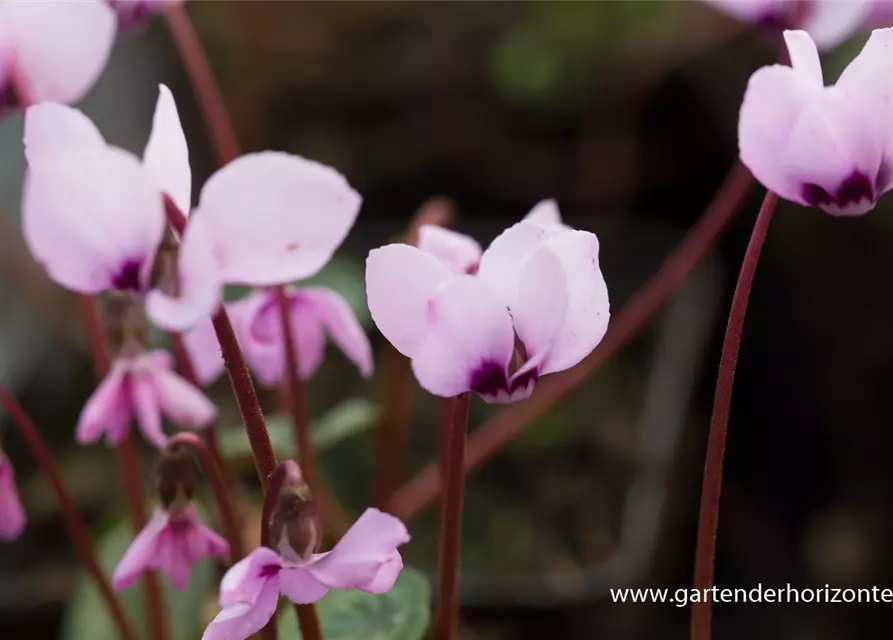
[
  {"xmin": 182, "ymin": 286, "xmax": 372, "ymax": 388},
  {"xmin": 106, "ymin": 0, "xmax": 180, "ymax": 29},
  {"xmin": 203, "ymin": 508, "xmax": 408, "ymax": 640},
  {"xmin": 739, "ymin": 28, "xmax": 893, "ymax": 216},
  {"xmin": 23, "ymin": 85, "xmax": 362, "ymax": 332},
  {"xmin": 0, "ymin": 454, "xmax": 25, "ymax": 541},
  {"xmin": 366, "ymin": 201, "xmax": 609, "ymax": 403},
  {"xmin": 76, "ymin": 350, "xmax": 216, "ymax": 449},
  {"xmin": 705, "ymin": 0, "xmax": 878, "ymax": 50},
  {"xmin": 0, "ymin": 0, "xmax": 115, "ymax": 109},
  {"xmin": 113, "ymin": 505, "xmax": 229, "ymax": 590}
]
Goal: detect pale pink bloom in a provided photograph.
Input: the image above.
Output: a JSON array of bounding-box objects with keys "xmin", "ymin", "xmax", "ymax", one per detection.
[
  {"xmin": 23, "ymin": 86, "xmax": 362, "ymax": 332},
  {"xmin": 113, "ymin": 505, "xmax": 229, "ymax": 590},
  {"xmin": 366, "ymin": 201, "xmax": 609, "ymax": 403},
  {"xmin": 705, "ymin": 0, "xmax": 876, "ymax": 50},
  {"xmin": 183, "ymin": 287, "xmax": 372, "ymax": 387},
  {"xmin": 0, "ymin": 0, "xmax": 116, "ymax": 107},
  {"xmin": 202, "ymin": 508, "xmax": 408, "ymax": 640},
  {"xmin": 739, "ymin": 28, "xmax": 893, "ymax": 216},
  {"xmin": 106, "ymin": 0, "xmax": 181, "ymax": 29},
  {"xmin": 0, "ymin": 454, "xmax": 25, "ymax": 541},
  {"xmin": 76, "ymin": 350, "xmax": 216, "ymax": 449}
]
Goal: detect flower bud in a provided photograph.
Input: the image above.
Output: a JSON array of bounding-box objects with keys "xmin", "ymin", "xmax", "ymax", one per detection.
[
  {"xmin": 268, "ymin": 460, "xmax": 322, "ymax": 562},
  {"xmin": 154, "ymin": 444, "xmax": 196, "ymax": 510}
]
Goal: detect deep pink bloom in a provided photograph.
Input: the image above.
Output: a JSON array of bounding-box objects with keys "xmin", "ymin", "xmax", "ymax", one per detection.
[
  {"xmin": 739, "ymin": 28, "xmax": 893, "ymax": 216},
  {"xmin": 0, "ymin": 454, "xmax": 25, "ymax": 541},
  {"xmin": 0, "ymin": 0, "xmax": 116, "ymax": 108},
  {"xmin": 76, "ymin": 350, "xmax": 216, "ymax": 449},
  {"xmin": 23, "ymin": 86, "xmax": 363, "ymax": 331},
  {"xmin": 183, "ymin": 287, "xmax": 372, "ymax": 387},
  {"xmin": 366, "ymin": 202, "xmax": 609, "ymax": 403},
  {"xmin": 705, "ymin": 0, "xmax": 877, "ymax": 50},
  {"xmin": 113, "ymin": 505, "xmax": 229, "ymax": 590},
  {"xmin": 202, "ymin": 508, "xmax": 408, "ymax": 640}
]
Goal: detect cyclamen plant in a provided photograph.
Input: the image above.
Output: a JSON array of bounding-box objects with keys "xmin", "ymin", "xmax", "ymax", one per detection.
[{"xmin": 0, "ymin": 3, "xmax": 890, "ymax": 640}]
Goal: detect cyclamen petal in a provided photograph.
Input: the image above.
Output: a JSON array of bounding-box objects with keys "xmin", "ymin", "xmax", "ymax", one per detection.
[
  {"xmin": 204, "ymin": 548, "xmax": 282, "ymax": 640},
  {"xmin": 107, "ymin": 0, "xmax": 181, "ymax": 29},
  {"xmin": 739, "ymin": 28, "xmax": 893, "ymax": 216},
  {"xmin": 192, "ymin": 152, "xmax": 362, "ymax": 286},
  {"xmin": 523, "ymin": 199, "xmax": 567, "ymax": 230},
  {"xmin": 143, "ymin": 84, "xmax": 191, "ymax": 215},
  {"xmin": 417, "ymin": 226, "xmax": 482, "ymax": 274},
  {"xmin": 113, "ymin": 507, "xmax": 230, "ymax": 591},
  {"xmin": 2, "ymin": 0, "xmax": 116, "ymax": 105},
  {"xmin": 0, "ymin": 455, "xmax": 26, "ymax": 541}
]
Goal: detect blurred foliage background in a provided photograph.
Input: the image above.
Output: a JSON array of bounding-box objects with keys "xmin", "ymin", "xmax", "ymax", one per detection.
[{"xmin": 1, "ymin": 2, "xmax": 892, "ymax": 639}]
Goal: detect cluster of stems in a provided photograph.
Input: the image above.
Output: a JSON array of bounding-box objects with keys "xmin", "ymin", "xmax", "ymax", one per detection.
[{"xmin": 0, "ymin": 5, "xmax": 783, "ymax": 640}]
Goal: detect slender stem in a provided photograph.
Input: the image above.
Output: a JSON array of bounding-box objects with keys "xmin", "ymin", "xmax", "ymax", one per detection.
[
  {"xmin": 0, "ymin": 388, "xmax": 135, "ymax": 640},
  {"xmin": 76, "ymin": 295, "xmax": 167, "ymax": 640},
  {"xmin": 165, "ymin": 432, "xmax": 244, "ymax": 562},
  {"xmin": 387, "ymin": 162, "xmax": 754, "ymax": 522},
  {"xmin": 691, "ymin": 191, "xmax": 778, "ymax": 639},
  {"xmin": 163, "ymin": 3, "xmax": 239, "ymax": 166},
  {"xmin": 273, "ymin": 286, "xmax": 351, "ymax": 538},
  {"xmin": 433, "ymin": 393, "xmax": 470, "ymax": 640}
]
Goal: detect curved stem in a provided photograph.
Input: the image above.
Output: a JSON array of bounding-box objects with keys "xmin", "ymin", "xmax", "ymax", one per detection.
[
  {"xmin": 274, "ymin": 286, "xmax": 350, "ymax": 538},
  {"xmin": 432, "ymin": 393, "xmax": 470, "ymax": 640},
  {"xmin": 387, "ymin": 162, "xmax": 754, "ymax": 521},
  {"xmin": 165, "ymin": 432, "xmax": 244, "ymax": 562},
  {"xmin": 690, "ymin": 191, "xmax": 778, "ymax": 639},
  {"xmin": 0, "ymin": 388, "xmax": 135, "ymax": 640},
  {"xmin": 163, "ymin": 3, "xmax": 239, "ymax": 166},
  {"xmin": 76, "ymin": 295, "xmax": 167, "ymax": 640}
]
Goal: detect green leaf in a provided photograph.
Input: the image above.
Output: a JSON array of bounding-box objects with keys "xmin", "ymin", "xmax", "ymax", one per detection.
[
  {"xmin": 60, "ymin": 517, "xmax": 216, "ymax": 640},
  {"xmin": 278, "ymin": 566, "xmax": 431, "ymax": 640},
  {"xmin": 220, "ymin": 397, "xmax": 380, "ymax": 464}
]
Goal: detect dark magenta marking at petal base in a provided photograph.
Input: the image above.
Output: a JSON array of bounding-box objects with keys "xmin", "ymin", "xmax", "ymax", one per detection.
[
  {"xmin": 469, "ymin": 360, "xmax": 538, "ymax": 397},
  {"xmin": 112, "ymin": 259, "xmax": 144, "ymax": 292},
  {"xmin": 259, "ymin": 563, "xmax": 281, "ymax": 578},
  {"xmin": 802, "ymin": 171, "xmax": 875, "ymax": 210}
]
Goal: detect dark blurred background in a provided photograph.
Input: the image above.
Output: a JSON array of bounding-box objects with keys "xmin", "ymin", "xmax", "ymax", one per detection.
[{"xmin": 1, "ymin": 2, "xmax": 892, "ymax": 639}]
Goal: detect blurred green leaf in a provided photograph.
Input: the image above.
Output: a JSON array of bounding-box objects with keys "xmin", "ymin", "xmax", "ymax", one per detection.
[
  {"xmin": 60, "ymin": 517, "xmax": 215, "ymax": 640},
  {"xmin": 279, "ymin": 566, "xmax": 431, "ymax": 640},
  {"xmin": 220, "ymin": 397, "xmax": 380, "ymax": 464}
]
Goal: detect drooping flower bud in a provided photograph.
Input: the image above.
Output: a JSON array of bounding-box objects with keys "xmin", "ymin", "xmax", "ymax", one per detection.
[
  {"xmin": 267, "ymin": 460, "xmax": 322, "ymax": 562},
  {"xmin": 154, "ymin": 443, "xmax": 196, "ymax": 510}
]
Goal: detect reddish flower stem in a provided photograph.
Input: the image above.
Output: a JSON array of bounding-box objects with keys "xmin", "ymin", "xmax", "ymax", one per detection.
[
  {"xmin": 76, "ymin": 295, "xmax": 167, "ymax": 640},
  {"xmin": 373, "ymin": 199, "xmax": 455, "ymax": 509},
  {"xmin": 163, "ymin": 3, "xmax": 239, "ymax": 166},
  {"xmin": 165, "ymin": 432, "xmax": 244, "ymax": 562},
  {"xmin": 273, "ymin": 285, "xmax": 350, "ymax": 539},
  {"xmin": 0, "ymin": 387, "xmax": 135, "ymax": 640},
  {"xmin": 387, "ymin": 162, "xmax": 754, "ymax": 522},
  {"xmin": 691, "ymin": 191, "xmax": 778, "ymax": 640},
  {"xmin": 260, "ymin": 462, "xmax": 322, "ymax": 640},
  {"xmin": 432, "ymin": 393, "xmax": 470, "ymax": 640}
]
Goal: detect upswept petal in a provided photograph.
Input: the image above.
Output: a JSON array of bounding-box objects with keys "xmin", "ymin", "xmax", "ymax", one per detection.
[
  {"xmin": 476, "ymin": 220, "xmax": 563, "ymax": 311},
  {"xmin": 294, "ymin": 288, "xmax": 373, "ymax": 378},
  {"xmin": 4, "ymin": 0, "xmax": 116, "ymax": 104},
  {"xmin": 703, "ymin": 0, "xmax": 783, "ymax": 23},
  {"xmin": 277, "ymin": 567, "xmax": 331, "ymax": 605},
  {"xmin": 131, "ymin": 372, "xmax": 166, "ymax": 448},
  {"xmin": 24, "ymin": 103, "xmax": 105, "ymax": 164},
  {"xmin": 146, "ymin": 213, "xmax": 223, "ymax": 331},
  {"xmin": 417, "ymin": 226, "xmax": 482, "ymax": 274},
  {"xmin": 783, "ymin": 30, "xmax": 823, "ymax": 84},
  {"xmin": 410, "ymin": 275, "xmax": 515, "ymax": 398},
  {"xmin": 803, "ymin": 1, "xmax": 875, "ymax": 51},
  {"xmin": 23, "ymin": 145, "xmax": 165, "ymax": 294},
  {"xmin": 304, "ymin": 508, "xmax": 409, "ymax": 592},
  {"xmin": 143, "ymin": 84, "xmax": 191, "ymax": 214},
  {"xmin": 202, "ymin": 579, "xmax": 280, "ymax": 640},
  {"xmin": 365, "ymin": 244, "xmax": 454, "ymax": 358},
  {"xmin": 150, "ymin": 357, "xmax": 217, "ymax": 429},
  {"xmin": 523, "ymin": 199, "xmax": 566, "ymax": 230},
  {"xmin": 112, "ymin": 508, "xmax": 169, "ymax": 590},
  {"xmin": 75, "ymin": 365, "xmax": 130, "ymax": 445},
  {"xmin": 537, "ymin": 230, "xmax": 610, "ymax": 376},
  {"xmin": 738, "ymin": 64, "xmax": 823, "ymax": 203},
  {"xmin": 0, "ymin": 457, "xmax": 25, "ymax": 541},
  {"xmin": 193, "ymin": 152, "xmax": 362, "ymax": 286}
]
